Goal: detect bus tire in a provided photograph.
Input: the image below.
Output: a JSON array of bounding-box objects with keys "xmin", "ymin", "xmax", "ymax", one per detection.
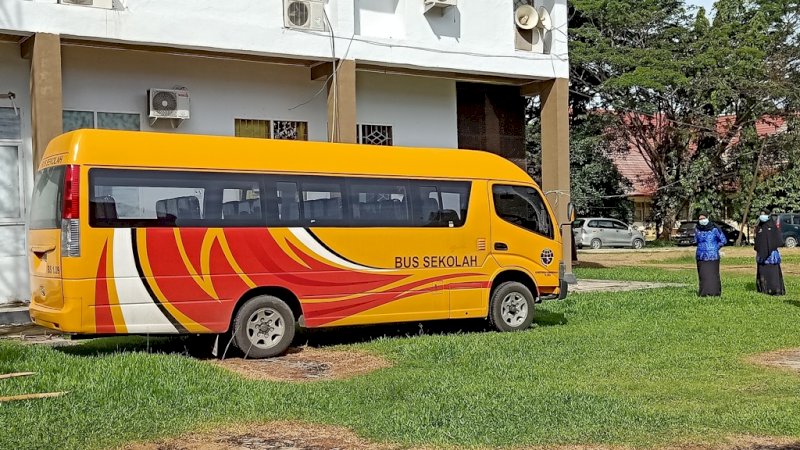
[
  {"xmin": 489, "ymin": 281, "xmax": 535, "ymax": 332},
  {"xmin": 232, "ymin": 295, "xmax": 295, "ymax": 359}
]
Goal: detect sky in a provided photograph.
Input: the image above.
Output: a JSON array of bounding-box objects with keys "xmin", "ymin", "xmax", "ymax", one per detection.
[{"xmin": 685, "ymin": 0, "xmax": 716, "ymax": 13}]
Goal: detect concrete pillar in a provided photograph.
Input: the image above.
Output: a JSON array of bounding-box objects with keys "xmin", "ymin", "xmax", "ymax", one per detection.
[
  {"xmin": 540, "ymin": 78, "xmax": 575, "ymax": 283},
  {"xmin": 25, "ymin": 33, "xmax": 63, "ymax": 170},
  {"xmin": 327, "ymin": 59, "xmax": 357, "ymax": 143}
]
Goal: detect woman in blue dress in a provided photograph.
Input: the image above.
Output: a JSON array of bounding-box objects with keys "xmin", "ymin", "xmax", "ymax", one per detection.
[
  {"xmin": 754, "ymin": 208, "xmax": 785, "ymax": 295},
  {"xmin": 695, "ymin": 213, "xmax": 727, "ymax": 297}
]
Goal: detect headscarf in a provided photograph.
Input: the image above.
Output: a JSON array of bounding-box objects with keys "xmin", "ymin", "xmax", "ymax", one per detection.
[
  {"xmin": 696, "ymin": 212, "xmax": 714, "ymax": 232},
  {"xmin": 755, "ymin": 209, "xmax": 781, "ymax": 262}
]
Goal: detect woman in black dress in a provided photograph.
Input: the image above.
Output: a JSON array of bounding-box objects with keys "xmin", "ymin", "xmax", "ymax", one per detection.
[
  {"xmin": 754, "ymin": 209, "xmax": 785, "ymax": 295},
  {"xmin": 694, "ymin": 213, "xmax": 727, "ymax": 297}
]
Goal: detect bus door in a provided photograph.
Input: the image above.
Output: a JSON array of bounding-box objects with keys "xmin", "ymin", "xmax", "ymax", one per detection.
[{"xmin": 489, "ymin": 183, "xmax": 560, "ymax": 286}]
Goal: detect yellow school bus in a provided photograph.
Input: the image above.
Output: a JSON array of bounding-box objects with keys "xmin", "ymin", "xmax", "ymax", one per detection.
[{"xmin": 28, "ymin": 130, "xmax": 566, "ymax": 358}]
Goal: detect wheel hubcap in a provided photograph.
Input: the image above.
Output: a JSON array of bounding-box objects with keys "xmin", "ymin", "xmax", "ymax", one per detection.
[
  {"xmin": 500, "ymin": 292, "xmax": 528, "ymax": 327},
  {"xmin": 245, "ymin": 307, "xmax": 285, "ymax": 349}
]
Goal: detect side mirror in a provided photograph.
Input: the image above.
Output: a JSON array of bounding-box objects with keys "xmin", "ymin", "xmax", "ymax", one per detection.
[{"xmin": 567, "ymin": 202, "xmax": 575, "ymax": 222}]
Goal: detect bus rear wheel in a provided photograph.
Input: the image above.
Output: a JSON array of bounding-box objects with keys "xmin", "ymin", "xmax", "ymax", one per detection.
[
  {"xmin": 489, "ymin": 282, "xmax": 535, "ymax": 332},
  {"xmin": 232, "ymin": 295, "xmax": 295, "ymax": 359}
]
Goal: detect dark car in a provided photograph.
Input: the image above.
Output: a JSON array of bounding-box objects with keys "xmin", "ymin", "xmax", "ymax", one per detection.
[
  {"xmin": 674, "ymin": 221, "xmax": 745, "ymax": 246},
  {"xmin": 775, "ymin": 213, "xmax": 800, "ymax": 248}
]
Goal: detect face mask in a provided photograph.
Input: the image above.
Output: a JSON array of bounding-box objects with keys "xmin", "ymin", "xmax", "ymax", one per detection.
[
  {"xmin": 759, "ymin": 215, "xmax": 770, "ymax": 222},
  {"xmin": 699, "ymin": 219, "xmax": 709, "ymax": 226}
]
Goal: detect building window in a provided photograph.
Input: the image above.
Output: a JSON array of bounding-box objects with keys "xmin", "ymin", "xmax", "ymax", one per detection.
[
  {"xmin": 63, "ymin": 111, "xmax": 140, "ymax": 132},
  {"xmin": 63, "ymin": 110, "xmax": 95, "ymax": 133},
  {"xmin": 235, "ymin": 119, "xmax": 271, "ymax": 139},
  {"xmin": 273, "ymin": 120, "xmax": 308, "ymax": 141},
  {"xmin": 358, "ymin": 124, "xmax": 393, "ymax": 146},
  {"xmin": 234, "ymin": 119, "xmax": 308, "ymax": 140},
  {"xmin": 0, "ymin": 107, "xmax": 21, "ymax": 140},
  {"xmin": 97, "ymin": 112, "xmax": 141, "ymax": 131},
  {"xmin": 0, "ymin": 145, "xmax": 21, "ymax": 219}
]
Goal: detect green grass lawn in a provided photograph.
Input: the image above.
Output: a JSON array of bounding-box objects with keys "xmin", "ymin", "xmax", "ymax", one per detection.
[{"xmin": 1, "ymin": 264, "xmax": 799, "ymax": 450}]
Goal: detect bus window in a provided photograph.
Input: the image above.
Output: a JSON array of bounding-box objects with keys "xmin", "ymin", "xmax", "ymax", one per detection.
[
  {"xmin": 415, "ymin": 185, "xmax": 440, "ymax": 226},
  {"xmin": 349, "ymin": 180, "xmax": 409, "ymax": 226},
  {"xmin": 440, "ymin": 183, "xmax": 470, "ymax": 226},
  {"xmin": 492, "ymin": 185, "xmax": 553, "ymax": 238},
  {"xmin": 301, "ymin": 179, "xmax": 343, "ymax": 224},
  {"xmin": 89, "ymin": 169, "xmax": 263, "ymax": 227},
  {"xmin": 413, "ymin": 182, "xmax": 470, "ymax": 227},
  {"xmin": 275, "ymin": 181, "xmax": 300, "ymax": 223},
  {"xmin": 30, "ymin": 166, "xmax": 65, "ymax": 230}
]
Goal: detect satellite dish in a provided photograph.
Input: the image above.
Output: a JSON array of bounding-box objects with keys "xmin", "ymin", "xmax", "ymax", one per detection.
[
  {"xmin": 537, "ymin": 6, "xmax": 553, "ymax": 31},
  {"xmin": 515, "ymin": 5, "xmax": 538, "ymax": 30}
]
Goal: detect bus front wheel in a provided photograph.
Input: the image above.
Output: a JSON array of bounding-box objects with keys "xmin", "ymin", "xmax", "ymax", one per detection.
[
  {"xmin": 232, "ymin": 295, "xmax": 296, "ymax": 359},
  {"xmin": 489, "ymin": 282, "xmax": 535, "ymax": 332}
]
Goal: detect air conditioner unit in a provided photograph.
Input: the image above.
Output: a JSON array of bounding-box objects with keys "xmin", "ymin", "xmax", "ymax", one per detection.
[
  {"xmin": 284, "ymin": 0, "xmax": 327, "ymax": 31},
  {"xmin": 58, "ymin": 0, "xmax": 114, "ymax": 10},
  {"xmin": 148, "ymin": 89, "xmax": 190, "ymax": 120},
  {"xmin": 424, "ymin": 0, "xmax": 457, "ymax": 13}
]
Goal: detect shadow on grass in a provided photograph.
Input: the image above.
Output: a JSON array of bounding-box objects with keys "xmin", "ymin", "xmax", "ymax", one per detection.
[
  {"xmin": 297, "ymin": 310, "xmax": 566, "ymax": 348},
  {"xmin": 785, "ymin": 300, "xmax": 800, "ymax": 308},
  {"xmin": 746, "ymin": 444, "xmax": 800, "ymax": 450},
  {"xmin": 54, "ymin": 335, "xmax": 188, "ymax": 357},
  {"xmin": 53, "ymin": 311, "xmax": 568, "ymax": 357},
  {"xmin": 574, "ymin": 261, "xmax": 609, "ymax": 269}
]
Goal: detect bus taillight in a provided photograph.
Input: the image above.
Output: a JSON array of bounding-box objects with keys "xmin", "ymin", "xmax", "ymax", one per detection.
[{"xmin": 61, "ymin": 165, "xmax": 80, "ymax": 258}]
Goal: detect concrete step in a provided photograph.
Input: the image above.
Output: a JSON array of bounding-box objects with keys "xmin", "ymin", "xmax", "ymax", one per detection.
[{"xmin": 0, "ymin": 304, "xmax": 31, "ymax": 326}]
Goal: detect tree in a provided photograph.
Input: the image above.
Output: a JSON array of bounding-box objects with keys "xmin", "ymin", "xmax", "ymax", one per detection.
[
  {"xmin": 526, "ymin": 109, "xmax": 631, "ymax": 220},
  {"xmin": 566, "ymin": 0, "xmax": 800, "ymax": 239}
]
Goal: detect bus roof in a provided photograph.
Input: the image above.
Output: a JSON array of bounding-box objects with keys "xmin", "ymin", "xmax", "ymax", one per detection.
[{"xmin": 42, "ymin": 129, "xmax": 534, "ymax": 184}]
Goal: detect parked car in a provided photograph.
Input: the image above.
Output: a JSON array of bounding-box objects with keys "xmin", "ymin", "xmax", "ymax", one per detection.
[
  {"xmin": 573, "ymin": 218, "xmax": 646, "ymax": 249},
  {"xmin": 775, "ymin": 213, "xmax": 800, "ymax": 248},
  {"xmin": 674, "ymin": 221, "xmax": 745, "ymax": 246}
]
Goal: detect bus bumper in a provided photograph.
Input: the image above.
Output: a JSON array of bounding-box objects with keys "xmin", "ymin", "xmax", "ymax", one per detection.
[
  {"xmin": 541, "ymin": 263, "xmax": 569, "ymax": 301},
  {"xmin": 29, "ymin": 297, "xmax": 82, "ymax": 333}
]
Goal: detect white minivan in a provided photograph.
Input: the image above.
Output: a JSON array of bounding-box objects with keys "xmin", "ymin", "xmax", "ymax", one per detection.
[{"xmin": 573, "ymin": 218, "xmax": 646, "ymax": 250}]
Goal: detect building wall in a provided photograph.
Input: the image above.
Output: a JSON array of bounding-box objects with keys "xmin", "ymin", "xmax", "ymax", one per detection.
[
  {"xmin": 0, "ymin": 0, "xmax": 569, "ymax": 80},
  {"xmin": 356, "ymin": 72, "xmax": 458, "ymax": 148},
  {"xmin": 61, "ymin": 47, "xmax": 329, "ymax": 140},
  {"xmin": 0, "ymin": 43, "xmax": 33, "ymax": 304}
]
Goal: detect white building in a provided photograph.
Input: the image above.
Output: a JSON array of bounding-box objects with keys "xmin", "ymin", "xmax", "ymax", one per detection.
[{"xmin": 0, "ymin": 0, "xmax": 570, "ymax": 304}]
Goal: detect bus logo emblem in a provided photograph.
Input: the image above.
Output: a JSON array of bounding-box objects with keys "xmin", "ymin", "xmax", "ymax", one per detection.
[{"xmin": 541, "ymin": 249, "xmax": 554, "ymax": 266}]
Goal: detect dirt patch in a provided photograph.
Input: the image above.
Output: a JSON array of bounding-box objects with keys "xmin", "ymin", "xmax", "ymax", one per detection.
[
  {"xmin": 0, "ymin": 324, "xmax": 75, "ymax": 347},
  {"xmin": 748, "ymin": 349, "xmax": 800, "ymax": 373},
  {"xmin": 577, "ymin": 248, "xmax": 696, "ymax": 267},
  {"xmin": 668, "ymin": 436, "xmax": 800, "ymax": 450},
  {"xmin": 119, "ymin": 425, "xmax": 800, "ymax": 450},
  {"xmin": 212, "ymin": 347, "xmax": 392, "ymax": 383},
  {"xmin": 119, "ymin": 421, "xmax": 402, "ymax": 450}
]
